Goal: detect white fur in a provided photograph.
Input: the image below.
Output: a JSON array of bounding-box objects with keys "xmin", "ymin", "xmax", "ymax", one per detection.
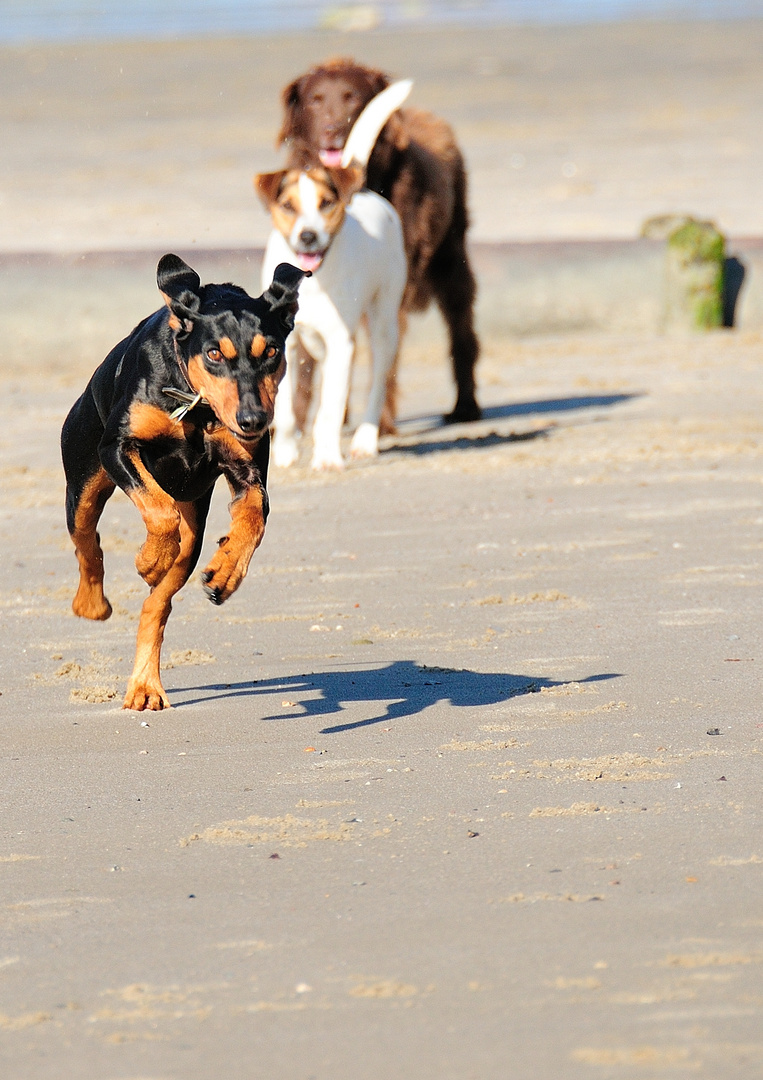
[{"xmin": 261, "ymin": 183, "xmax": 407, "ymax": 471}]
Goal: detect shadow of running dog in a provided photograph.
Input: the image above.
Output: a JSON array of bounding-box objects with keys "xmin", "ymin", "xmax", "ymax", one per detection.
[{"xmin": 169, "ymin": 659, "xmax": 622, "ymax": 733}]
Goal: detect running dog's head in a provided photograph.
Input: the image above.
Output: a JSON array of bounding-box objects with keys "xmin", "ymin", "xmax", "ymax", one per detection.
[
  {"xmin": 157, "ymin": 254, "xmax": 309, "ymax": 442},
  {"xmin": 254, "ymin": 165, "xmax": 364, "ymax": 273}
]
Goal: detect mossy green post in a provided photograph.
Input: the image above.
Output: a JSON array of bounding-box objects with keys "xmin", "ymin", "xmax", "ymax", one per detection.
[{"xmin": 665, "ymin": 219, "xmax": 725, "ymax": 331}]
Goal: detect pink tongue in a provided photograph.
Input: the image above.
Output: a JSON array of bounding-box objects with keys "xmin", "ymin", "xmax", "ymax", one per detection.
[
  {"xmin": 298, "ymin": 252, "xmax": 323, "ymax": 272},
  {"xmin": 319, "ymin": 149, "xmax": 344, "ymax": 167}
]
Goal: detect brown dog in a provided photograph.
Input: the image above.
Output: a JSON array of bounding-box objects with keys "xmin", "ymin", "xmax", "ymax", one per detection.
[{"xmin": 278, "ymin": 57, "xmax": 481, "ymax": 426}]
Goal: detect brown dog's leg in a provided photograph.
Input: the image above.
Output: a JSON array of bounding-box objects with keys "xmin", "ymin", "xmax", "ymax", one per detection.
[
  {"xmin": 69, "ymin": 467, "xmax": 116, "ymax": 621},
  {"xmin": 201, "ymin": 482, "xmax": 267, "ymax": 606},
  {"xmin": 379, "ymin": 309, "xmax": 407, "ymax": 436},
  {"xmin": 123, "ymin": 500, "xmax": 201, "ymax": 711},
  {"xmin": 292, "ymin": 338, "xmax": 315, "ymax": 434}
]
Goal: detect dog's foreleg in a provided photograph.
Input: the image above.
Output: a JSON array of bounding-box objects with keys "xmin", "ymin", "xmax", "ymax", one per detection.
[
  {"xmin": 272, "ymin": 337, "xmax": 301, "ymax": 468},
  {"xmin": 201, "ymin": 481, "xmax": 268, "ymax": 605},
  {"xmin": 350, "ymin": 307, "xmax": 402, "ymax": 459},
  {"xmin": 124, "ymin": 498, "xmax": 205, "ymax": 711},
  {"xmin": 311, "ymin": 338, "xmax": 353, "ymax": 470}
]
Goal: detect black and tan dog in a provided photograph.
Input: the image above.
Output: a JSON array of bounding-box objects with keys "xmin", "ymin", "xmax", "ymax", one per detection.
[{"xmin": 61, "ymin": 254, "xmax": 307, "ymax": 712}]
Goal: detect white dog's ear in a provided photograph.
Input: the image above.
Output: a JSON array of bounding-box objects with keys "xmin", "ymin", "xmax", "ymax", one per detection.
[
  {"xmin": 327, "ymin": 164, "xmax": 365, "ymax": 202},
  {"xmin": 254, "ymin": 170, "xmax": 288, "ymax": 209}
]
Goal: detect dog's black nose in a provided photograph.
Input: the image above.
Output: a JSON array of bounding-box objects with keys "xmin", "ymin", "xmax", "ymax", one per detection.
[
  {"xmin": 299, "ymin": 229, "xmax": 318, "ymax": 247},
  {"xmin": 236, "ymin": 407, "xmax": 267, "ymax": 436}
]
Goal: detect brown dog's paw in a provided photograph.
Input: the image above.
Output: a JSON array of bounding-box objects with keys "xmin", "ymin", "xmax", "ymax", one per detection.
[
  {"xmin": 135, "ymin": 533, "xmax": 181, "ymax": 586},
  {"xmin": 444, "ymin": 399, "xmax": 482, "ymax": 425},
  {"xmin": 123, "ymin": 679, "xmax": 170, "ymax": 711}
]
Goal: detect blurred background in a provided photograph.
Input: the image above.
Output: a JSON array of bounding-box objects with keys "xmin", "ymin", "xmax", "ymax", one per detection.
[{"xmin": 2, "ymin": 0, "xmax": 763, "ymax": 352}]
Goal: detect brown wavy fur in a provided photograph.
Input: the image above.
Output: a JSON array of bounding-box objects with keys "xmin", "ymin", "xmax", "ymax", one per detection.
[{"xmin": 278, "ymin": 57, "xmax": 481, "ymax": 425}]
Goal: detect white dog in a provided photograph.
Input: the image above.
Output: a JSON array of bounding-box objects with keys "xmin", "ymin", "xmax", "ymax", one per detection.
[{"xmin": 254, "ymin": 82, "xmax": 411, "ymax": 470}]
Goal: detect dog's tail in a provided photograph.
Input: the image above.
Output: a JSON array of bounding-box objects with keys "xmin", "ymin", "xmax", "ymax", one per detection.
[{"xmin": 340, "ymin": 79, "xmax": 413, "ymax": 169}]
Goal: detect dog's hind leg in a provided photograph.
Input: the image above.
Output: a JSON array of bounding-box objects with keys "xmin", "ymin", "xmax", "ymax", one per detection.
[
  {"xmin": 379, "ymin": 309, "xmax": 406, "ymax": 437},
  {"xmin": 292, "ymin": 337, "xmax": 316, "ymax": 434},
  {"xmin": 273, "ymin": 337, "xmax": 302, "ymax": 468},
  {"xmin": 124, "ymin": 494, "xmax": 211, "ymax": 711},
  {"xmin": 62, "ymin": 399, "xmax": 116, "ymax": 621},
  {"xmin": 350, "ymin": 305, "xmax": 402, "ymax": 459},
  {"xmin": 65, "ymin": 466, "xmax": 116, "ymax": 621},
  {"xmin": 430, "ymin": 176, "xmax": 481, "ymax": 424},
  {"xmin": 311, "ymin": 336, "xmax": 354, "ymax": 470}
]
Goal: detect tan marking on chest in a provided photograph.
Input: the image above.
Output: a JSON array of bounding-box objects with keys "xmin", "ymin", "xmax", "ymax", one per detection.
[{"xmin": 130, "ymin": 402, "xmax": 186, "ymax": 441}]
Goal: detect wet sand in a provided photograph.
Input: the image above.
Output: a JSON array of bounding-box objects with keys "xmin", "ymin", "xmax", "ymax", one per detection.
[{"xmin": 1, "ymin": 20, "xmax": 762, "ymax": 1080}]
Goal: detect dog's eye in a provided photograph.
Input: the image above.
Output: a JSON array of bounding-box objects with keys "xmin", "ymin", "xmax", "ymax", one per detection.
[
  {"xmin": 280, "ymin": 199, "xmax": 297, "ymax": 214},
  {"xmin": 206, "ymin": 348, "xmax": 223, "ymax": 363},
  {"xmin": 319, "ymin": 197, "xmax": 335, "ymax": 211},
  {"xmin": 266, "ymin": 346, "xmax": 278, "ymax": 359}
]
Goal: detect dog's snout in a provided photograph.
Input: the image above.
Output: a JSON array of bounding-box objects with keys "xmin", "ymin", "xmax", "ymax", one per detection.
[
  {"xmin": 299, "ymin": 229, "xmax": 319, "ymax": 248},
  {"xmin": 236, "ymin": 406, "xmax": 268, "ymax": 436}
]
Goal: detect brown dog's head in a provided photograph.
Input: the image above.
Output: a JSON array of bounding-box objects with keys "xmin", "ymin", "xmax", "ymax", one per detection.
[{"xmin": 278, "ymin": 57, "xmax": 390, "ymax": 166}]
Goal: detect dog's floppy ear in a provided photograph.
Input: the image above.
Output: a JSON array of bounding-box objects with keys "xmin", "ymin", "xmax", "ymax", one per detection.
[
  {"xmin": 157, "ymin": 253, "xmax": 202, "ymax": 333},
  {"xmin": 254, "ymin": 170, "xmax": 287, "ymax": 210},
  {"xmin": 326, "ymin": 164, "xmax": 365, "ymax": 202},
  {"xmin": 277, "ymin": 76, "xmax": 304, "ymax": 147},
  {"xmin": 262, "ymin": 263, "xmax": 310, "ymax": 333}
]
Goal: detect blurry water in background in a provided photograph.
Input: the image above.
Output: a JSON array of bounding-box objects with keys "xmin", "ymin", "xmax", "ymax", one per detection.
[{"xmin": 2, "ymin": 0, "xmax": 763, "ymax": 43}]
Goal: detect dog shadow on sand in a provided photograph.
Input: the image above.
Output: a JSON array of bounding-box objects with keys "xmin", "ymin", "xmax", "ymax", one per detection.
[
  {"xmin": 170, "ymin": 661, "xmax": 621, "ymax": 733},
  {"xmin": 386, "ymin": 392, "xmax": 639, "ymax": 456}
]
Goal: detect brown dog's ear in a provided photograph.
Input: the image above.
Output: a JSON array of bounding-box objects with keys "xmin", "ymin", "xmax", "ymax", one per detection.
[
  {"xmin": 277, "ymin": 76, "xmax": 304, "ymax": 147},
  {"xmin": 326, "ymin": 164, "xmax": 365, "ymax": 202},
  {"xmin": 254, "ymin": 170, "xmax": 287, "ymax": 210}
]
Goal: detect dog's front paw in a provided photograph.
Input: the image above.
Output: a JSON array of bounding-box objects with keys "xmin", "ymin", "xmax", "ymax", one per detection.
[
  {"xmin": 123, "ymin": 678, "xmax": 170, "ymax": 711},
  {"xmin": 135, "ymin": 533, "xmax": 180, "ymax": 586},
  {"xmin": 310, "ymin": 450, "xmax": 344, "ymax": 471},
  {"xmin": 310, "ymin": 436, "xmax": 344, "ymax": 471},
  {"xmin": 201, "ymin": 536, "xmax": 256, "ymax": 605},
  {"xmin": 350, "ymin": 422, "xmax": 380, "ymax": 459},
  {"xmin": 273, "ymin": 436, "xmax": 300, "ymax": 468}
]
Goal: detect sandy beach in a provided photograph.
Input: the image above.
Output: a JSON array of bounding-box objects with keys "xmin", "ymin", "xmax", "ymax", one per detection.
[
  {"xmin": 2, "ymin": 19, "xmax": 763, "ymax": 251},
  {"xmin": 0, "ymin": 19, "xmax": 762, "ymax": 1080}
]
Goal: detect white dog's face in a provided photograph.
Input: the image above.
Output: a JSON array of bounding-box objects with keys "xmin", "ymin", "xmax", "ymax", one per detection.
[{"xmin": 255, "ymin": 165, "xmax": 364, "ymax": 273}]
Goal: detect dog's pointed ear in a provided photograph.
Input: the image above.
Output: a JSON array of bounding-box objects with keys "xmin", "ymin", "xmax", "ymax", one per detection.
[
  {"xmin": 254, "ymin": 170, "xmax": 287, "ymax": 210},
  {"xmin": 262, "ymin": 263, "xmax": 310, "ymax": 333},
  {"xmin": 327, "ymin": 164, "xmax": 365, "ymax": 202},
  {"xmin": 157, "ymin": 254, "xmax": 201, "ymax": 333}
]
